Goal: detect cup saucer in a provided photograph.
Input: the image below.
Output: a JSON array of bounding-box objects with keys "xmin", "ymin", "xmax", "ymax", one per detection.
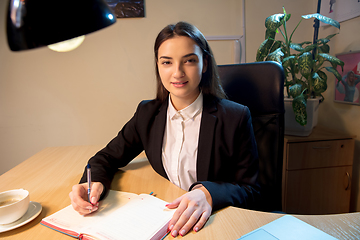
[{"xmin": 0, "ymin": 201, "xmax": 42, "ymax": 233}]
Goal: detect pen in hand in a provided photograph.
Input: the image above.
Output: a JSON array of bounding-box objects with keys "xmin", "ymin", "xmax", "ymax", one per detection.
[{"xmin": 87, "ymin": 164, "xmax": 91, "ymax": 205}]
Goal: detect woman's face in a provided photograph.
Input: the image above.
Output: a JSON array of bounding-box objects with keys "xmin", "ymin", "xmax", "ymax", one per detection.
[
  {"xmin": 157, "ymin": 36, "xmax": 207, "ymax": 110},
  {"xmin": 348, "ymin": 72, "xmax": 355, "ymax": 85}
]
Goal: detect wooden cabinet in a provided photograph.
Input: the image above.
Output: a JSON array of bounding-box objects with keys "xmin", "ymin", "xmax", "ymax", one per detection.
[{"xmin": 282, "ymin": 126, "xmax": 355, "ymax": 214}]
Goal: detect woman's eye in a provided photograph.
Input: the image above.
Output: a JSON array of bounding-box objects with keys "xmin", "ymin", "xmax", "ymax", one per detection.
[
  {"xmin": 186, "ymin": 58, "xmax": 197, "ymax": 63},
  {"xmin": 161, "ymin": 61, "xmax": 171, "ymax": 65}
]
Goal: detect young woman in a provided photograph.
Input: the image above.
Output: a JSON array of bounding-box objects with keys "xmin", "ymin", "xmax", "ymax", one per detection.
[
  {"xmin": 69, "ymin": 21, "xmax": 260, "ymax": 237},
  {"xmin": 337, "ymin": 70, "xmax": 360, "ymax": 102}
]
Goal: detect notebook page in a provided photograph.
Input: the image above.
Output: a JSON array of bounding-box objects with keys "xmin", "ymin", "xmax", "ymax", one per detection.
[
  {"xmin": 83, "ymin": 194, "xmax": 176, "ymax": 240},
  {"xmin": 42, "ymin": 191, "xmax": 137, "ymax": 233}
]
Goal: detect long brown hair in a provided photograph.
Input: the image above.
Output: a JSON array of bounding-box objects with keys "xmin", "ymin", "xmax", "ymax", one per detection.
[{"xmin": 154, "ymin": 21, "xmax": 226, "ymax": 102}]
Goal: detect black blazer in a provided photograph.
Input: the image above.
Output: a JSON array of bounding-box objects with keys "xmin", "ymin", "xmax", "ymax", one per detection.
[{"xmin": 80, "ymin": 95, "xmax": 260, "ymax": 211}]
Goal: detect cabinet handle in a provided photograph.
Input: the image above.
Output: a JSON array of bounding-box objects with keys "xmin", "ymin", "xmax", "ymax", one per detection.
[
  {"xmin": 312, "ymin": 146, "xmax": 331, "ymax": 149},
  {"xmin": 345, "ymin": 172, "xmax": 351, "ymax": 190}
]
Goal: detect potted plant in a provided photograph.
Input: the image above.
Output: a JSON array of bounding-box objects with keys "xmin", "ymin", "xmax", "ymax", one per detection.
[{"xmin": 256, "ymin": 7, "xmax": 344, "ymax": 135}]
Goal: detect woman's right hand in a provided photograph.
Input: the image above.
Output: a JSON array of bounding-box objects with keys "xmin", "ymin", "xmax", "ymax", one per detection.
[{"xmin": 69, "ymin": 182, "xmax": 104, "ymax": 215}]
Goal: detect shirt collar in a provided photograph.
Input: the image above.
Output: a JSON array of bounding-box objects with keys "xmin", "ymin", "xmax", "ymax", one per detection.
[{"xmin": 168, "ymin": 92, "xmax": 203, "ymax": 120}]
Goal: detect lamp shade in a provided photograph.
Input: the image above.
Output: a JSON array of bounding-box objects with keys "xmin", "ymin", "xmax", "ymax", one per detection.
[{"xmin": 7, "ymin": 0, "xmax": 116, "ymax": 51}]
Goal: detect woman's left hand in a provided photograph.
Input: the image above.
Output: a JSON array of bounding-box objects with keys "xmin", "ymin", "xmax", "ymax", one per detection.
[{"xmin": 166, "ymin": 185, "xmax": 212, "ymax": 237}]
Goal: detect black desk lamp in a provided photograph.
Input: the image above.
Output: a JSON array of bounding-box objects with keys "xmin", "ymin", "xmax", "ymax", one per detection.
[{"xmin": 7, "ymin": 0, "xmax": 116, "ymax": 51}]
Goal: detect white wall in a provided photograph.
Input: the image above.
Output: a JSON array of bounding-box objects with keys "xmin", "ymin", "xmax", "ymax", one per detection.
[{"xmin": 0, "ymin": 0, "xmax": 244, "ymax": 174}]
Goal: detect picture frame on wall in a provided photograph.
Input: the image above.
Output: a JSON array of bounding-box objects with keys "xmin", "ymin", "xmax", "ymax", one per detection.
[
  {"xmin": 105, "ymin": 0, "xmax": 145, "ymax": 18},
  {"xmin": 334, "ymin": 51, "xmax": 360, "ymax": 105}
]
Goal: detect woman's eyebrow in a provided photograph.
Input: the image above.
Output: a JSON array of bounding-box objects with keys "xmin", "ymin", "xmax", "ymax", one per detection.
[
  {"xmin": 159, "ymin": 56, "xmax": 172, "ymax": 59},
  {"xmin": 159, "ymin": 53, "xmax": 198, "ymax": 59},
  {"xmin": 183, "ymin": 53, "xmax": 197, "ymax": 58}
]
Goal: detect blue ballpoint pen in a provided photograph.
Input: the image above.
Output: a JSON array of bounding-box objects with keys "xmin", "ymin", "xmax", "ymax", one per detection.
[{"xmin": 87, "ymin": 164, "xmax": 91, "ymax": 204}]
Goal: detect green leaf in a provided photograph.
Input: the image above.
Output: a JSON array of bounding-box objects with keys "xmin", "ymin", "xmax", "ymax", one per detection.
[
  {"xmin": 317, "ymin": 70, "xmax": 328, "ymax": 82},
  {"xmin": 302, "ymin": 13, "xmax": 340, "ymax": 29},
  {"xmin": 265, "ymin": 14, "xmax": 285, "ymax": 31},
  {"xmin": 325, "ymin": 33, "xmax": 338, "ymax": 40},
  {"xmin": 299, "ymin": 41, "xmax": 313, "ymax": 46},
  {"xmin": 269, "ymin": 41, "xmax": 282, "ymax": 53},
  {"xmin": 318, "ymin": 53, "xmax": 344, "ymax": 69},
  {"xmin": 289, "ymin": 83, "xmax": 303, "ymax": 98},
  {"xmin": 290, "ymin": 43, "xmax": 304, "ymax": 52},
  {"xmin": 332, "ymin": 61, "xmax": 338, "ymax": 68},
  {"xmin": 298, "ymin": 52, "xmax": 314, "ymax": 77},
  {"xmin": 282, "ymin": 55, "xmax": 296, "ymax": 68},
  {"xmin": 256, "ymin": 39, "xmax": 274, "ymax": 61},
  {"xmin": 282, "ymin": 8, "xmax": 292, "ymax": 21},
  {"xmin": 313, "ymin": 56, "xmax": 325, "ymax": 72},
  {"xmin": 303, "ymin": 44, "xmax": 317, "ymax": 53},
  {"xmin": 266, "ymin": 48, "xmax": 284, "ymax": 63},
  {"xmin": 317, "ymin": 38, "xmax": 330, "ymax": 44},
  {"xmin": 292, "ymin": 93, "xmax": 307, "ymax": 126},
  {"xmin": 265, "ymin": 29, "xmax": 276, "ymax": 40},
  {"xmin": 312, "ymin": 72, "xmax": 327, "ymax": 93},
  {"xmin": 284, "ymin": 13, "xmax": 291, "ymax": 22},
  {"xmin": 325, "ymin": 66, "xmax": 342, "ymax": 81},
  {"xmin": 318, "ymin": 44, "xmax": 330, "ymax": 53}
]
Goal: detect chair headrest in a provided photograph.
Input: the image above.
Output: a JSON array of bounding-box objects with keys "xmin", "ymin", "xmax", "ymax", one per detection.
[{"xmin": 218, "ymin": 61, "xmax": 285, "ymax": 116}]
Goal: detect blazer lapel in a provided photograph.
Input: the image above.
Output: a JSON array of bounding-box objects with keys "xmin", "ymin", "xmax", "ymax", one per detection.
[
  {"xmin": 196, "ymin": 96, "xmax": 218, "ymax": 181},
  {"xmin": 149, "ymin": 101, "xmax": 168, "ymax": 179}
]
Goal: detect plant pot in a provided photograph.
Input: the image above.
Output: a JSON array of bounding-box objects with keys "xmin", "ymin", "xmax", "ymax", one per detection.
[{"xmin": 284, "ymin": 97, "xmax": 321, "ymax": 136}]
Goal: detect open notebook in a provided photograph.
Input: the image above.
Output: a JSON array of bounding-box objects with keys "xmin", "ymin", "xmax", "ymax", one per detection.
[
  {"xmin": 41, "ymin": 190, "xmax": 175, "ymax": 240},
  {"xmin": 239, "ymin": 215, "xmax": 338, "ymax": 240}
]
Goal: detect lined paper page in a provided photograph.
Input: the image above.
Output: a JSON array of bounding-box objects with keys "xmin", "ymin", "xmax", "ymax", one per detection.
[
  {"xmin": 42, "ymin": 191, "xmax": 137, "ymax": 233},
  {"xmin": 84, "ymin": 194, "xmax": 175, "ymax": 240}
]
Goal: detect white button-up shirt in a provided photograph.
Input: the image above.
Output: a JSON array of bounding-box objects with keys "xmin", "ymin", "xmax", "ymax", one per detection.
[{"xmin": 162, "ymin": 93, "xmax": 203, "ymax": 190}]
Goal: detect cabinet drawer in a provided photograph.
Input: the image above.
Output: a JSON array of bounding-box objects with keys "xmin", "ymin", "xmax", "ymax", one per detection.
[
  {"xmin": 283, "ymin": 166, "xmax": 352, "ymax": 214},
  {"xmin": 286, "ymin": 139, "xmax": 354, "ymax": 170}
]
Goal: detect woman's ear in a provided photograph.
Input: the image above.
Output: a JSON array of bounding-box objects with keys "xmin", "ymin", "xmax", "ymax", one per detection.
[{"xmin": 202, "ymin": 56, "xmax": 208, "ymax": 73}]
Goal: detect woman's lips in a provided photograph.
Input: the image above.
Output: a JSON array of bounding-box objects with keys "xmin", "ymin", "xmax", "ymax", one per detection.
[{"xmin": 171, "ymin": 81, "xmax": 188, "ymax": 87}]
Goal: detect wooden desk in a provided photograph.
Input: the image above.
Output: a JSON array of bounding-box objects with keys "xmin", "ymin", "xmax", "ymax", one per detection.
[{"xmin": 1, "ymin": 146, "xmax": 359, "ymax": 239}]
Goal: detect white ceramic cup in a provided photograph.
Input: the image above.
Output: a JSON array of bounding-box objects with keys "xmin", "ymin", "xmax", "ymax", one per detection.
[{"xmin": 0, "ymin": 189, "xmax": 30, "ymax": 224}]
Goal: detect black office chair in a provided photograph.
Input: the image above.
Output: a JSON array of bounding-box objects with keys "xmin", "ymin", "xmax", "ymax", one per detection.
[{"xmin": 218, "ymin": 61, "xmax": 285, "ymax": 212}]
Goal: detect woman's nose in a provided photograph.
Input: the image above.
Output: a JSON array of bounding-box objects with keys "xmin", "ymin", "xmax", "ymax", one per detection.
[{"xmin": 173, "ymin": 63, "xmax": 185, "ymax": 78}]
